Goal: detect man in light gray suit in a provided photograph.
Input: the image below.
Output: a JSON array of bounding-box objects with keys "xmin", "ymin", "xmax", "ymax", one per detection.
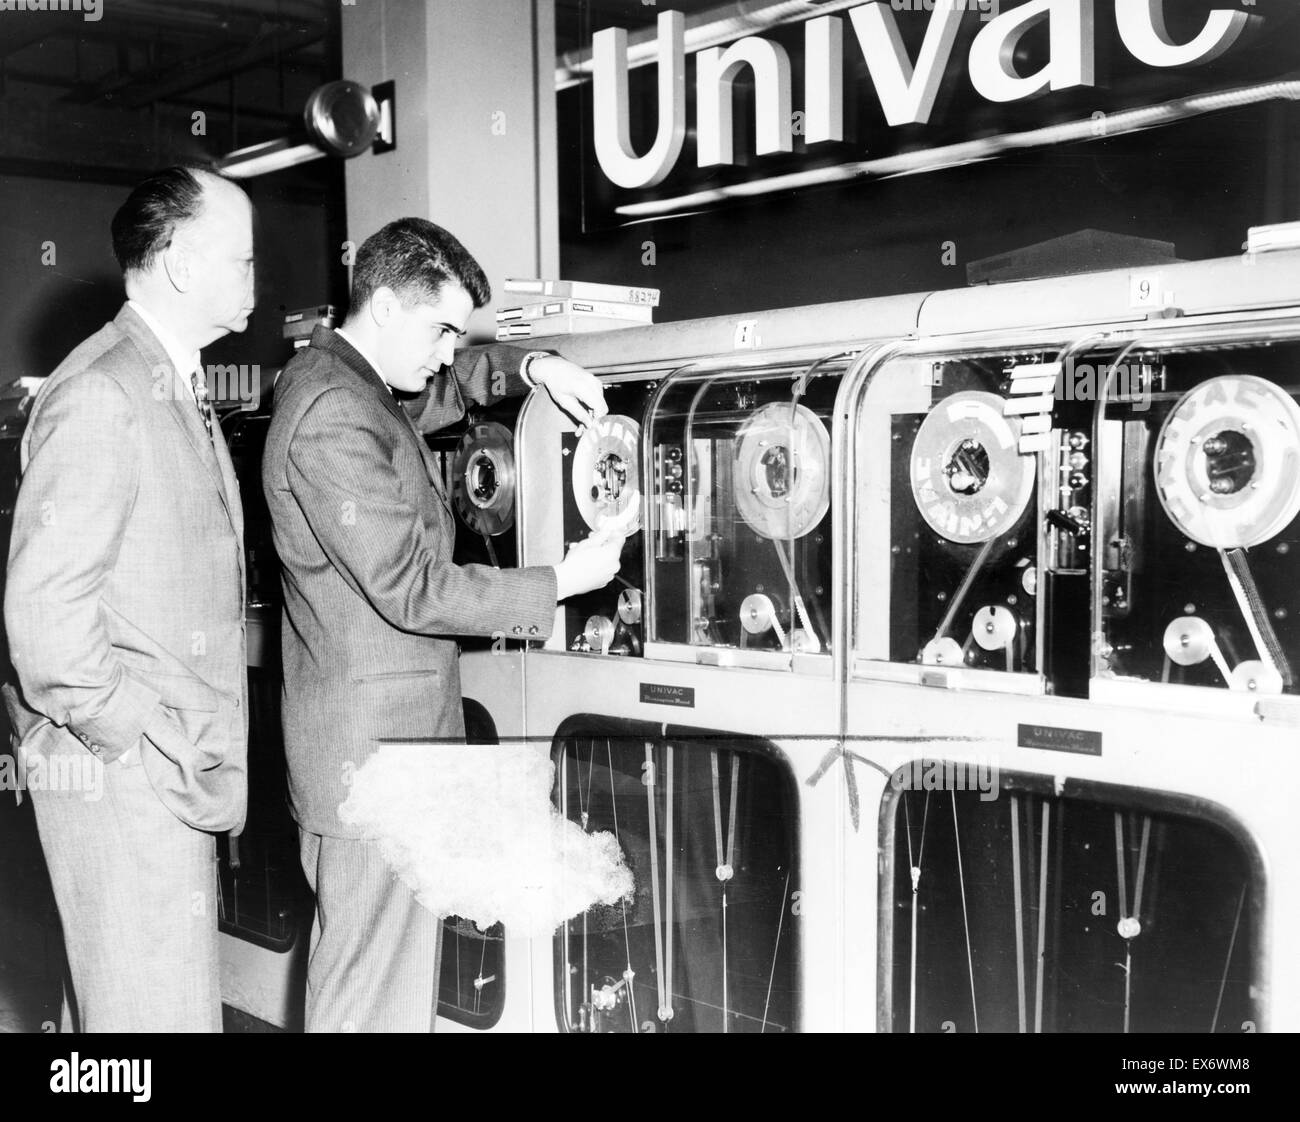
[
  {"xmin": 263, "ymin": 218, "xmax": 621, "ymax": 1032},
  {"xmin": 3, "ymin": 166, "xmax": 254, "ymax": 1032}
]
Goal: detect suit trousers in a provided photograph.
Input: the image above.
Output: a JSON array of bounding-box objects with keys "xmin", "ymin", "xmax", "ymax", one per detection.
[
  {"xmin": 298, "ymin": 829, "xmax": 443, "ymax": 1032},
  {"xmin": 29, "ymin": 743, "xmax": 221, "ymax": 1032}
]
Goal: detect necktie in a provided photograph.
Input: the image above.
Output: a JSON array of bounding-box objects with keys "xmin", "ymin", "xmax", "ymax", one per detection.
[{"xmin": 190, "ymin": 366, "xmax": 214, "ymax": 442}]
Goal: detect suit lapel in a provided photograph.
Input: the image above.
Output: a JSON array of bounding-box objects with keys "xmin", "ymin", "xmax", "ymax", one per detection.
[
  {"xmin": 395, "ymin": 400, "xmax": 453, "ymax": 511},
  {"xmin": 310, "ymin": 326, "xmax": 454, "ymax": 518},
  {"xmin": 115, "ymin": 306, "xmax": 237, "ymax": 529},
  {"xmin": 211, "ymin": 421, "xmax": 246, "ymax": 590}
]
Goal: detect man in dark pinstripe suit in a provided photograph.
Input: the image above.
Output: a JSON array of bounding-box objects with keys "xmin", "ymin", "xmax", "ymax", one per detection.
[{"xmin": 263, "ymin": 218, "xmax": 621, "ymax": 1032}]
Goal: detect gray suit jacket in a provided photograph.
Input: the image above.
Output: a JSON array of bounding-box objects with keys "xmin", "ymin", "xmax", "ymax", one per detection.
[
  {"xmin": 3, "ymin": 304, "xmax": 248, "ymax": 833},
  {"xmin": 262, "ymin": 327, "xmax": 557, "ymax": 838}
]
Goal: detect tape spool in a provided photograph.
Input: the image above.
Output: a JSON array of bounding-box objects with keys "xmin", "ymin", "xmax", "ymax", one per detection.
[
  {"xmin": 921, "ymin": 637, "xmax": 966, "ymax": 667},
  {"xmin": 617, "ymin": 588, "xmax": 643, "ymax": 626},
  {"xmin": 739, "ymin": 593, "xmax": 777, "ymax": 635},
  {"xmin": 972, "ymin": 605, "xmax": 1018, "ymax": 651},
  {"xmin": 1154, "ymin": 374, "xmax": 1300, "ymax": 548},
  {"xmin": 790, "ymin": 629, "xmax": 818, "ymax": 654},
  {"xmin": 733, "ymin": 402, "xmax": 832, "ymax": 541},
  {"xmin": 1163, "ymin": 616, "xmax": 1215, "ymax": 667},
  {"xmin": 572, "ymin": 414, "xmax": 643, "ymax": 534},
  {"xmin": 583, "ymin": 615, "xmax": 616, "ymax": 655},
  {"xmin": 452, "ymin": 422, "xmax": 516, "ymax": 536},
  {"xmin": 1230, "ymin": 660, "xmax": 1284, "ymax": 695},
  {"xmin": 910, "ymin": 391, "xmax": 1035, "ymax": 546}
]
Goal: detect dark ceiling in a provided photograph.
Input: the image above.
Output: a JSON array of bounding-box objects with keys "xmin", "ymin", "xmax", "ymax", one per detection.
[
  {"xmin": 554, "ymin": 0, "xmax": 759, "ymax": 54},
  {"xmin": 0, "ymin": 0, "xmax": 335, "ymax": 186},
  {"xmin": 3, "ymin": 0, "xmax": 735, "ymax": 186}
]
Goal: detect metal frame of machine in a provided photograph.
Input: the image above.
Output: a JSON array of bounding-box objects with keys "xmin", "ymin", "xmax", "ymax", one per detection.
[{"xmin": 217, "ymin": 243, "xmax": 1300, "ymax": 1033}]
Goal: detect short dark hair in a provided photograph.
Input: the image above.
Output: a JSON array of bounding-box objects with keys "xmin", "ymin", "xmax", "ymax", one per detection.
[
  {"xmin": 350, "ymin": 218, "xmax": 491, "ymax": 313},
  {"xmin": 110, "ymin": 163, "xmax": 230, "ymax": 276}
]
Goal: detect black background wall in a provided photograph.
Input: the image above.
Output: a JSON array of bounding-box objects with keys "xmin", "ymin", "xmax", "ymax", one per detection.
[{"xmin": 557, "ymin": 0, "xmax": 1300, "ymax": 320}]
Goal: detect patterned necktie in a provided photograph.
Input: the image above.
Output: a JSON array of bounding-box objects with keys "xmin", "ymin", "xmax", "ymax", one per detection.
[{"xmin": 190, "ymin": 366, "xmax": 214, "ymax": 442}]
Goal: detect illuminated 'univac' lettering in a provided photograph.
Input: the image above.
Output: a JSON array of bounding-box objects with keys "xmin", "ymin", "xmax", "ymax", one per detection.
[
  {"xmin": 696, "ymin": 35, "xmax": 793, "ymax": 168},
  {"xmin": 592, "ymin": 11, "xmax": 687, "ymax": 189},
  {"xmin": 591, "ymin": 1, "xmax": 1254, "ymax": 190}
]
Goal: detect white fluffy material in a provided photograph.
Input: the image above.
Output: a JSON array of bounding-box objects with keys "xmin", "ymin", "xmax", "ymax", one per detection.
[{"xmin": 338, "ymin": 743, "xmax": 634, "ymax": 936}]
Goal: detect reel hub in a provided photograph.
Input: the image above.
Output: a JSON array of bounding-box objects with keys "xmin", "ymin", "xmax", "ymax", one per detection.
[
  {"xmin": 1154, "ymin": 374, "xmax": 1300, "ymax": 548},
  {"xmin": 910, "ymin": 391, "xmax": 1035, "ymax": 546},
  {"xmin": 733, "ymin": 402, "xmax": 831, "ymax": 541},
  {"xmin": 452, "ymin": 422, "xmax": 517, "ymax": 537},
  {"xmin": 573, "ymin": 414, "xmax": 643, "ymax": 534}
]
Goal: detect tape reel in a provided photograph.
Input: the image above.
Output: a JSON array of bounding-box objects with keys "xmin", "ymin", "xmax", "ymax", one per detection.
[
  {"xmin": 452, "ymin": 422, "xmax": 517, "ymax": 537},
  {"xmin": 1154, "ymin": 374, "xmax": 1300, "ymax": 549},
  {"xmin": 972, "ymin": 605, "xmax": 1018, "ymax": 651},
  {"xmin": 910, "ymin": 391, "xmax": 1035, "ymax": 546},
  {"xmin": 572, "ymin": 414, "xmax": 643, "ymax": 534},
  {"xmin": 733, "ymin": 402, "xmax": 831, "ymax": 541}
]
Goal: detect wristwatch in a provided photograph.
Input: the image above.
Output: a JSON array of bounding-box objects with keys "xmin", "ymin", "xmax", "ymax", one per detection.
[{"xmin": 518, "ymin": 350, "xmax": 552, "ymax": 387}]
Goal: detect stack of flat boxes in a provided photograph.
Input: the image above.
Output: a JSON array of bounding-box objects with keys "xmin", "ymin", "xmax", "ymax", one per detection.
[{"xmin": 495, "ymin": 278, "xmax": 659, "ymax": 341}]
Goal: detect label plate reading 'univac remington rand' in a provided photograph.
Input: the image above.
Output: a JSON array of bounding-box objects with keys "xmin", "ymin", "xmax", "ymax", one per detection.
[
  {"xmin": 1017, "ymin": 723, "xmax": 1103, "ymax": 756},
  {"xmin": 640, "ymin": 683, "xmax": 695, "ymax": 708}
]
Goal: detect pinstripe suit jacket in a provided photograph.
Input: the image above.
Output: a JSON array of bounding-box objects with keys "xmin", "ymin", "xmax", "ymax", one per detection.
[
  {"xmin": 262, "ymin": 327, "xmax": 557, "ymax": 838},
  {"xmin": 3, "ymin": 304, "xmax": 248, "ymax": 833}
]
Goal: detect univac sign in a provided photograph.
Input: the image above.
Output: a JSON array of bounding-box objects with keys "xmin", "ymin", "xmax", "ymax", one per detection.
[{"xmin": 591, "ymin": 2, "xmax": 1259, "ymax": 191}]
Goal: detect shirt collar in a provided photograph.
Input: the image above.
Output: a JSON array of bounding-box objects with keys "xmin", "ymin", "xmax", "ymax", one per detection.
[
  {"xmin": 334, "ymin": 325, "xmax": 388, "ymax": 390},
  {"xmin": 127, "ymin": 299, "xmax": 201, "ymax": 385}
]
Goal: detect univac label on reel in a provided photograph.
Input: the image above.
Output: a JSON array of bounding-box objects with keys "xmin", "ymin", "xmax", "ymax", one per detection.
[
  {"xmin": 640, "ymin": 683, "xmax": 695, "ymax": 708},
  {"xmin": 1017, "ymin": 723, "xmax": 1102, "ymax": 756}
]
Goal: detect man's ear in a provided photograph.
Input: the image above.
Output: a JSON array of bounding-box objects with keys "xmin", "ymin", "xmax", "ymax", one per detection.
[
  {"xmin": 369, "ymin": 286, "xmax": 398, "ymax": 328},
  {"xmin": 160, "ymin": 240, "xmax": 192, "ymax": 294}
]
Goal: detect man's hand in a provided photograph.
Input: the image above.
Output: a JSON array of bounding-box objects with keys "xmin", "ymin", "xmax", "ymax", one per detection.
[
  {"xmin": 529, "ymin": 355, "xmax": 608, "ymax": 431},
  {"xmin": 554, "ymin": 528, "xmax": 624, "ymax": 601}
]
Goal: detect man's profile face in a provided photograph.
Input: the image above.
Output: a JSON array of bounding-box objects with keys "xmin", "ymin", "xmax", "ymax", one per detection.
[
  {"xmin": 375, "ymin": 283, "xmax": 473, "ymax": 394},
  {"xmin": 183, "ymin": 179, "xmax": 256, "ymax": 341}
]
